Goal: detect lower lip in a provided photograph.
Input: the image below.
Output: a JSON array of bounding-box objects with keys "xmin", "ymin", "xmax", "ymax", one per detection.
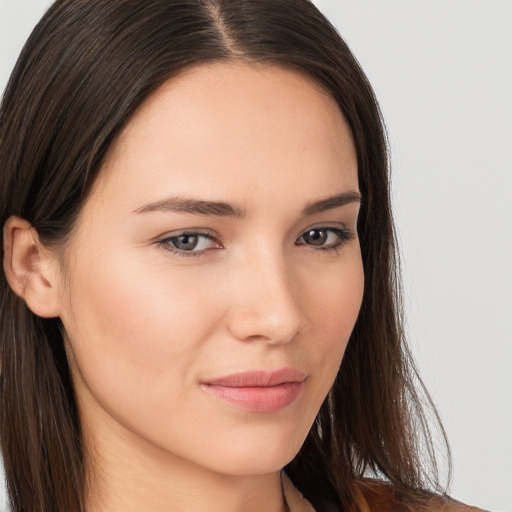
[{"xmin": 201, "ymin": 381, "xmax": 305, "ymax": 413}]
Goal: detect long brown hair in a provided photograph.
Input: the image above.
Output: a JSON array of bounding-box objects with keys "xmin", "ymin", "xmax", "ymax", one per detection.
[{"xmin": 0, "ymin": 1, "xmax": 450, "ymax": 511}]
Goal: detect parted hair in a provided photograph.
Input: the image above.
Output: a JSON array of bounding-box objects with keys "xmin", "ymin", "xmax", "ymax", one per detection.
[{"xmin": 0, "ymin": 1, "xmax": 449, "ymax": 511}]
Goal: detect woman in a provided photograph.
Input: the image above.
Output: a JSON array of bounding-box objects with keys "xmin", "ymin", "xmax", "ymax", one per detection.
[{"xmin": 0, "ymin": 1, "xmax": 483, "ymax": 511}]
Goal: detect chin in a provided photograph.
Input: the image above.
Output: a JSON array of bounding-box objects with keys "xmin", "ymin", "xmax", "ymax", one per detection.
[
  {"xmin": 211, "ymin": 451, "xmax": 297, "ymax": 477},
  {"xmin": 196, "ymin": 426, "xmax": 308, "ymax": 476}
]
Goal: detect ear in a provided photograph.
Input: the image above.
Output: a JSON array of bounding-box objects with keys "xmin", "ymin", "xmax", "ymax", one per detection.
[{"xmin": 3, "ymin": 216, "xmax": 62, "ymax": 318}]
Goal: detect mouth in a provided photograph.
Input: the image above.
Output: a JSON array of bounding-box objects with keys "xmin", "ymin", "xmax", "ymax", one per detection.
[{"xmin": 200, "ymin": 368, "xmax": 307, "ymax": 413}]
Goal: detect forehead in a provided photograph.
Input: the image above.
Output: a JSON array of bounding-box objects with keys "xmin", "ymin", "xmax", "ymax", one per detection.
[{"xmin": 89, "ymin": 62, "xmax": 358, "ymax": 214}]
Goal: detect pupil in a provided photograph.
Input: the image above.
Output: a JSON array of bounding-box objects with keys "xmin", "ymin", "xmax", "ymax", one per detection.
[
  {"xmin": 175, "ymin": 235, "xmax": 198, "ymax": 250},
  {"xmin": 305, "ymin": 229, "xmax": 327, "ymax": 246}
]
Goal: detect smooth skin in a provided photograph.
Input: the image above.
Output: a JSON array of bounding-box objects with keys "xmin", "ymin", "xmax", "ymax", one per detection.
[{"xmin": 4, "ymin": 62, "xmax": 363, "ymax": 512}]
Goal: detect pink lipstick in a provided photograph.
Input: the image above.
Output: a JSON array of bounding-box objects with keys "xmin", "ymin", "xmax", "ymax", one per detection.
[{"xmin": 201, "ymin": 368, "xmax": 307, "ymax": 413}]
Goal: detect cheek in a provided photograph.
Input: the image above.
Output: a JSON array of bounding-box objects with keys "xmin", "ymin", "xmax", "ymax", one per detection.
[
  {"xmin": 301, "ymin": 248, "xmax": 364, "ymax": 386},
  {"xmin": 61, "ymin": 248, "xmax": 221, "ymax": 413}
]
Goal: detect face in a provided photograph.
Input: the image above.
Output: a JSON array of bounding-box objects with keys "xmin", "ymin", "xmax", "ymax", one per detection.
[{"xmin": 58, "ymin": 62, "xmax": 363, "ymax": 476}]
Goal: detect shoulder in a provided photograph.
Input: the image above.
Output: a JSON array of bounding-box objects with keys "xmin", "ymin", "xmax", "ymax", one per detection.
[{"xmin": 355, "ymin": 480, "xmax": 488, "ymax": 512}]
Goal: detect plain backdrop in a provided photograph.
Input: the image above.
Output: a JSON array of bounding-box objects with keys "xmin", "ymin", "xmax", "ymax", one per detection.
[{"xmin": 1, "ymin": 1, "xmax": 511, "ymax": 511}]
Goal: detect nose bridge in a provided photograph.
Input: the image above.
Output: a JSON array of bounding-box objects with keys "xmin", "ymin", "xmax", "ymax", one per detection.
[{"xmin": 226, "ymin": 243, "xmax": 303, "ymax": 344}]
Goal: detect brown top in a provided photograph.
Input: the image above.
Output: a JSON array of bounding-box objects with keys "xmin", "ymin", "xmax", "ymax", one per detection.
[
  {"xmin": 282, "ymin": 473, "xmax": 487, "ymax": 512},
  {"xmin": 354, "ymin": 480, "xmax": 487, "ymax": 512}
]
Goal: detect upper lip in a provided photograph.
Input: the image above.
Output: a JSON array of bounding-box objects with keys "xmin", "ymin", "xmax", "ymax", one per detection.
[{"xmin": 202, "ymin": 368, "xmax": 307, "ymax": 387}]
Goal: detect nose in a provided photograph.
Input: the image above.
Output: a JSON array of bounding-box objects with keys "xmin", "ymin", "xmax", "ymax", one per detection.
[{"xmin": 225, "ymin": 249, "xmax": 304, "ymax": 345}]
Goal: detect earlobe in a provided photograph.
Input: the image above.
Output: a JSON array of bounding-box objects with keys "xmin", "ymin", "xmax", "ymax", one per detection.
[{"xmin": 3, "ymin": 216, "xmax": 61, "ymax": 318}]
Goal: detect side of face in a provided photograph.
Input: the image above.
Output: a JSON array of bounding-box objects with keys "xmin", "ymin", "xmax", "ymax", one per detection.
[{"xmin": 33, "ymin": 63, "xmax": 364, "ymax": 476}]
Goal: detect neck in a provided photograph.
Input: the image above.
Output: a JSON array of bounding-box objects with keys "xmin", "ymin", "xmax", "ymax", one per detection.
[{"xmin": 83, "ymin": 414, "xmax": 288, "ymax": 512}]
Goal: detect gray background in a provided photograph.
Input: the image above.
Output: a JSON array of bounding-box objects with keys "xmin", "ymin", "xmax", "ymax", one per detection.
[{"xmin": 1, "ymin": 1, "xmax": 511, "ymax": 511}]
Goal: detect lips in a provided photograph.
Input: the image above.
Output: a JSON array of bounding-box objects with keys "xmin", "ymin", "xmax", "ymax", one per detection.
[{"xmin": 200, "ymin": 368, "xmax": 307, "ymax": 413}]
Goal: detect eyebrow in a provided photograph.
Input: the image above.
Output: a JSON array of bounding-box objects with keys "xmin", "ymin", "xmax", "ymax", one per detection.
[
  {"xmin": 302, "ymin": 190, "xmax": 361, "ymax": 215},
  {"xmin": 134, "ymin": 190, "xmax": 361, "ymax": 218},
  {"xmin": 134, "ymin": 196, "xmax": 245, "ymax": 217}
]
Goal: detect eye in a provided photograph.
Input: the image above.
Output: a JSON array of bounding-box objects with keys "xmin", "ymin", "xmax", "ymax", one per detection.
[
  {"xmin": 157, "ymin": 230, "xmax": 221, "ymax": 256},
  {"xmin": 296, "ymin": 226, "xmax": 353, "ymax": 251}
]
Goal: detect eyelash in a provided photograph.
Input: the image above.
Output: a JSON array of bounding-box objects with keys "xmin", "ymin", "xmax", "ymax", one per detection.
[
  {"xmin": 156, "ymin": 226, "xmax": 354, "ymax": 258},
  {"xmin": 296, "ymin": 227, "xmax": 354, "ymax": 254},
  {"xmin": 156, "ymin": 229, "xmax": 219, "ymax": 258}
]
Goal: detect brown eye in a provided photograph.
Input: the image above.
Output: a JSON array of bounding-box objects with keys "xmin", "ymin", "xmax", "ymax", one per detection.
[
  {"xmin": 302, "ymin": 229, "xmax": 328, "ymax": 246},
  {"xmin": 296, "ymin": 227, "xmax": 353, "ymax": 251},
  {"xmin": 172, "ymin": 234, "xmax": 199, "ymax": 251}
]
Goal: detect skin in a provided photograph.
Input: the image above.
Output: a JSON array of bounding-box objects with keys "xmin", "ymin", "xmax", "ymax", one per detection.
[{"xmin": 4, "ymin": 62, "xmax": 363, "ymax": 512}]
